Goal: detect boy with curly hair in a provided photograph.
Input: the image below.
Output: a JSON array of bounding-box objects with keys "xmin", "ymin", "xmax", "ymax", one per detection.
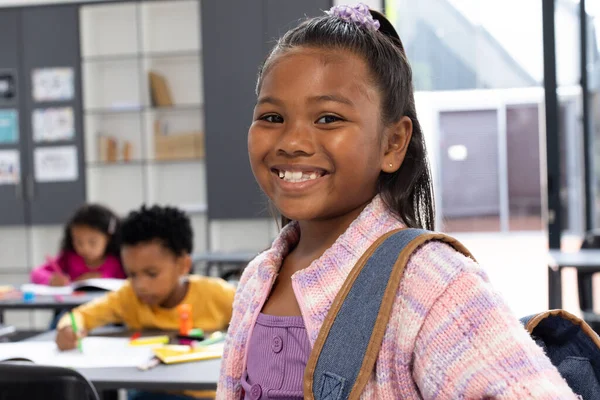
[{"xmin": 56, "ymin": 205, "xmax": 235, "ymax": 399}]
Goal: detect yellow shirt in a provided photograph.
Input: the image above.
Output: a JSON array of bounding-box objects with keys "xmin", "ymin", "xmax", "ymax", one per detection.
[{"xmin": 58, "ymin": 275, "xmax": 235, "ymax": 399}]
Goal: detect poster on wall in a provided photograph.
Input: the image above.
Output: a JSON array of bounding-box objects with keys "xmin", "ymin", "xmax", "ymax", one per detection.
[
  {"xmin": 0, "ymin": 72, "xmax": 16, "ymax": 101},
  {"xmin": 0, "ymin": 109, "xmax": 18, "ymax": 144},
  {"xmin": 0, "ymin": 150, "xmax": 20, "ymax": 185},
  {"xmin": 32, "ymin": 107, "xmax": 74, "ymax": 143},
  {"xmin": 34, "ymin": 146, "xmax": 78, "ymax": 183},
  {"xmin": 32, "ymin": 67, "xmax": 74, "ymax": 102}
]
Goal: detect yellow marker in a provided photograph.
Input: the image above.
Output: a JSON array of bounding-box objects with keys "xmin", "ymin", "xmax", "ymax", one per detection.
[{"xmin": 129, "ymin": 335, "xmax": 170, "ymax": 346}]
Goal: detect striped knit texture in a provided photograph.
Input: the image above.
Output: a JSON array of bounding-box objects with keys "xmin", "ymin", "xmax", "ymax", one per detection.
[
  {"xmin": 217, "ymin": 196, "xmax": 578, "ymax": 399},
  {"xmin": 242, "ymin": 314, "xmax": 308, "ymax": 399}
]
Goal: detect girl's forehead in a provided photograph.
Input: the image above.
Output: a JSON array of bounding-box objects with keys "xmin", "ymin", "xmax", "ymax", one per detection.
[
  {"xmin": 71, "ymin": 224, "xmax": 102, "ymax": 236},
  {"xmin": 267, "ymin": 47, "xmax": 365, "ymax": 76},
  {"xmin": 260, "ymin": 47, "xmax": 378, "ymax": 102}
]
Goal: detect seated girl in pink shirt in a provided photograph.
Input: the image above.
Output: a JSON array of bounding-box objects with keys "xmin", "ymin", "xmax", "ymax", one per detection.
[{"xmin": 31, "ymin": 204, "xmax": 125, "ymax": 286}]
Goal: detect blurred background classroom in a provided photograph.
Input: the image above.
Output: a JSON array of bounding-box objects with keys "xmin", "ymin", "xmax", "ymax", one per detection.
[{"xmin": 0, "ymin": 0, "xmax": 598, "ymax": 339}]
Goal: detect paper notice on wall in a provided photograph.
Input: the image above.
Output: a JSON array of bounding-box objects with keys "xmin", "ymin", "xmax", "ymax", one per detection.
[
  {"xmin": 0, "ymin": 109, "xmax": 18, "ymax": 144},
  {"xmin": 33, "ymin": 107, "xmax": 74, "ymax": 143},
  {"xmin": 32, "ymin": 67, "xmax": 74, "ymax": 102},
  {"xmin": 0, "ymin": 150, "xmax": 19, "ymax": 185},
  {"xmin": 34, "ymin": 146, "xmax": 78, "ymax": 183}
]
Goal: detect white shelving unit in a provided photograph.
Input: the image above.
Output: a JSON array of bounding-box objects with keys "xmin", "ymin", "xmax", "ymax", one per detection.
[{"xmin": 79, "ymin": 0, "xmax": 207, "ymax": 252}]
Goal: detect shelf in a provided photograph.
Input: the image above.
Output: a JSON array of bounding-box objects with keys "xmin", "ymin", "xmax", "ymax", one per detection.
[
  {"xmin": 87, "ymin": 160, "xmax": 144, "ymax": 167},
  {"xmin": 86, "ymin": 104, "xmax": 202, "ymax": 115},
  {"xmin": 83, "ymin": 54, "xmax": 140, "ymax": 63},
  {"xmin": 150, "ymin": 104, "xmax": 203, "ymax": 113},
  {"xmin": 82, "ymin": 50, "xmax": 201, "ymax": 63},
  {"xmin": 87, "ymin": 158, "xmax": 204, "ymax": 167},
  {"xmin": 178, "ymin": 203, "xmax": 208, "ymax": 215},
  {"xmin": 145, "ymin": 50, "xmax": 201, "ymax": 59},
  {"xmin": 80, "ymin": 2, "xmax": 139, "ymax": 59}
]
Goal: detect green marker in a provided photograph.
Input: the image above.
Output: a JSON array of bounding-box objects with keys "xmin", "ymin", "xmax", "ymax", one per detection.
[
  {"xmin": 70, "ymin": 312, "xmax": 82, "ymax": 352},
  {"xmin": 195, "ymin": 331, "xmax": 225, "ymax": 347}
]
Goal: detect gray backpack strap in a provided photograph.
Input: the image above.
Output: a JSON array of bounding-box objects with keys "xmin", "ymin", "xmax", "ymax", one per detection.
[{"xmin": 304, "ymin": 228, "xmax": 473, "ymax": 400}]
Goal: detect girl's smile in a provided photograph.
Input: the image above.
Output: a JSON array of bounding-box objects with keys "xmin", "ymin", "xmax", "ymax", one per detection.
[{"xmin": 269, "ymin": 164, "xmax": 330, "ymax": 194}]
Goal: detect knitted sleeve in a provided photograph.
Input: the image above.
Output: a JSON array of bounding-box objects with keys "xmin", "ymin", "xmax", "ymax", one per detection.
[
  {"xmin": 413, "ymin": 269, "xmax": 578, "ymax": 399},
  {"xmin": 216, "ymin": 253, "xmax": 261, "ymax": 399}
]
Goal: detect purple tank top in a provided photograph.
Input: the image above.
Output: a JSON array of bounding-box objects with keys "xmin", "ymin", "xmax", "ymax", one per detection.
[{"xmin": 242, "ymin": 313, "xmax": 310, "ymax": 400}]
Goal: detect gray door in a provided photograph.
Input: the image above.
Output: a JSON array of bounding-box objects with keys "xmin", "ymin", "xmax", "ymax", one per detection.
[
  {"xmin": 439, "ymin": 110, "xmax": 500, "ymax": 220},
  {"xmin": 0, "ymin": 10, "xmax": 27, "ymax": 225},
  {"xmin": 21, "ymin": 5, "xmax": 86, "ymax": 225},
  {"xmin": 506, "ymin": 104, "xmax": 542, "ymax": 231}
]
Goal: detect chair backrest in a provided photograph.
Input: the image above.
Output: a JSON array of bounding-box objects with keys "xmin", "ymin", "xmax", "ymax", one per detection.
[
  {"xmin": 578, "ymin": 230, "xmax": 600, "ymax": 316},
  {"xmin": 0, "ymin": 361, "xmax": 100, "ymax": 400},
  {"xmin": 581, "ymin": 229, "xmax": 600, "ymax": 249}
]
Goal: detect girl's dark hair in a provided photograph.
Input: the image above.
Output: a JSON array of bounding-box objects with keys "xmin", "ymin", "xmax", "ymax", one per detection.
[
  {"xmin": 61, "ymin": 203, "xmax": 121, "ymax": 258},
  {"xmin": 259, "ymin": 9, "xmax": 435, "ymax": 230}
]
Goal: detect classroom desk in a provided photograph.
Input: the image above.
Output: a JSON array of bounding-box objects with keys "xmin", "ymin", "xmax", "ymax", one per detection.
[
  {"xmin": 548, "ymin": 249, "xmax": 600, "ymax": 309},
  {"xmin": 0, "ymin": 292, "xmax": 104, "ymax": 324},
  {"xmin": 26, "ymin": 329, "xmax": 220, "ymax": 397},
  {"xmin": 193, "ymin": 250, "xmax": 257, "ymax": 277}
]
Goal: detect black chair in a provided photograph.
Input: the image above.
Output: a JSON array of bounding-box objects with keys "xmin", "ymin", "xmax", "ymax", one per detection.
[
  {"xmin": 578, "ymin": 230, "xmax": 600, "ymax": 332},
  {"xmin": 0, "ymin": 361, "xmax": 100, "ymax": 400}
]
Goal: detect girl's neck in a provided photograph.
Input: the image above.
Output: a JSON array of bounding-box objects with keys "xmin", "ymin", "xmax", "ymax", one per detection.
[
  {"xmin": 294, "ymin": 199, "xmax": 371, "ymax": 261},
  {"xmin": 84, "ymin": 256, "xmax": 106, "ymax": 269}
]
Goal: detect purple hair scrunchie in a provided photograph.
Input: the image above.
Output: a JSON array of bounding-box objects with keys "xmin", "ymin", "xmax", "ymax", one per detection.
[{"xmin": 326, "ymin": 3, "xmax": 381, "ymax": 32}]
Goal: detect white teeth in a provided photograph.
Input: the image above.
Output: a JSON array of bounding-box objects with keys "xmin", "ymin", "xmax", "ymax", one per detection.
[{"xmin": 278, "ymin": 170, "xmax": 323, "ymax": 183}]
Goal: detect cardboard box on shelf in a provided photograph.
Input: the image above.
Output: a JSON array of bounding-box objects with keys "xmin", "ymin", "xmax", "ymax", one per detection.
[
  {"xmin": 98, "ymin": 134, "xmax": 118, "ymax": 162},
  {"xmin": 148, "ymin": 71, "xmax": 174, "ymax": 107},
  {"xmin": 122, "ymin": 141, "xmax": 133, "ymax": 162},
  {"xmin": 154, "ymin": 131, "xmax": 204, "ymax": 161}
]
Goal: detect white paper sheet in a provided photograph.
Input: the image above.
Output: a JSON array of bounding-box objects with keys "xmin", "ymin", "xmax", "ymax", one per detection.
[
  {"xmin": 20, "ymin": 279, "xmax": 125, "ymax": 296},
  {"xmin": 0, "ymin": 150, "xmax": 19, "ymax": 185},
  {"xmin": 32, "ymin": 68, "xmax": 74, "ymax": 102},
  {"xmin": 34, "ymin": 145, "xmax": 78, "ymax": 183},
  {"xmin": 72, "ymin": 278, "xmax": 125, "ymax": 292},
  {"xmin": 0, "ymin": 338, "xmax": 154, "ymax": 369},
  {"xmin": 20, "ymin": 283, "xmax": 74, "ymax": 296},
  {"xmin": 32, "ymin": 107, "xmax": 74, "ymax": 143}
]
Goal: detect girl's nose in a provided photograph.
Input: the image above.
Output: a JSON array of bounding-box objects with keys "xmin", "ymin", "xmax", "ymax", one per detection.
[{"xmin": 276, "ymin": 120, "xmax": 316, "ymax": 157}]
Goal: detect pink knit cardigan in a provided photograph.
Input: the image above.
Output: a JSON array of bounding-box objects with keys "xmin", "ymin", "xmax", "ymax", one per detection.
[{"xmin": 217, "ymin": 196, "xmax": 577, "ymax": 399}]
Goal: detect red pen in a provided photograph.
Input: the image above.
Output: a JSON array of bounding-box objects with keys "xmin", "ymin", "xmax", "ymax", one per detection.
[{"xmin": 130, "ymin": 332, "xmax": 142, "ymax": 341}]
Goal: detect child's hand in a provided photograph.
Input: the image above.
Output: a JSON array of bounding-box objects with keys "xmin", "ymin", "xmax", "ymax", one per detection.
[
  {"xmin": 56, "ymin": 326, "xmax": 87, "ymax": 351},
  {"xmin": 49, "ymin": 273, "xmax": 70, "ymax": 287}
]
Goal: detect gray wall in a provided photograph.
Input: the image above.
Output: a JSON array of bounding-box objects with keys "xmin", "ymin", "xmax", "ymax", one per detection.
[{"xmin": 202, "ymin": 0, "xmax": 331, "ymax": 220}]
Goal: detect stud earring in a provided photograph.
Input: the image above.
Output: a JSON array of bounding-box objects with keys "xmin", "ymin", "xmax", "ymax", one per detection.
[{"xmin": 389, "ymin": 163, "xmax": 393, "ymax": 167}]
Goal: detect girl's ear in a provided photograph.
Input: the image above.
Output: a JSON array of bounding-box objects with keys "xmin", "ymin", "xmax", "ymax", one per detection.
[{"xmin": 381, "ymin": 116, "xmax": 412, "ymax": 173}]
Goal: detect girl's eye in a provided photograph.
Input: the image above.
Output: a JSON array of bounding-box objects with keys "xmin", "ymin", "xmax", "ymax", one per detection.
[
  {"xmin": 316, "ymin": 115, "xmax": 342, "ymax": 124},
  {"xmin": 260, "ymin": 114, "xmax": 283, "ymax": 123}
]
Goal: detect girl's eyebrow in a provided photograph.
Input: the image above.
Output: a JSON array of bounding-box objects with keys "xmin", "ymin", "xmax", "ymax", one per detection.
[
  {"xmin": 308, "ymin": 94, "xmax": 354, "ymax": 106},
  {"xmin": 256, "ymin": 96, "xmax": 283, "ymax": 106}
]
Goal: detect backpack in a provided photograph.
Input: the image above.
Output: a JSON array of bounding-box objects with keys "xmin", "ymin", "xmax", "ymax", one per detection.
[
  {"xmin": 303, "ymin": 228, "xmax": 600, "ymax": 400},
  {"xmin": 521, "ymin": 310, "xmax": 600, "ymax": 399}
]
